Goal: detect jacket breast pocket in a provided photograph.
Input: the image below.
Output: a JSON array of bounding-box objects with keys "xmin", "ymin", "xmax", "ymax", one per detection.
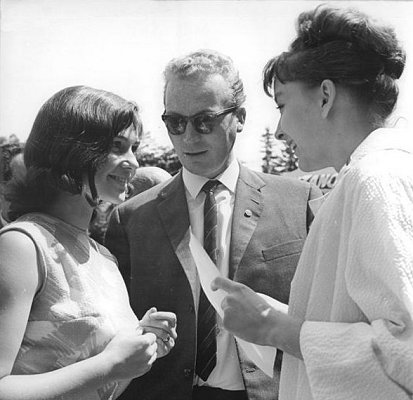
[
  {"xmin": 262, "ymin": 239, "xmax": 305, "ymax": 261},
  {"xmin": 259, "ymin": 239, "xmax": 305, "ymax": 303}
]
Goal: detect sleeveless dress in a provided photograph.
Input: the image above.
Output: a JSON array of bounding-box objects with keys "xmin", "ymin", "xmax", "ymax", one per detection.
[{"xmin": 0, "ymin": 212, "xmax": 139, "ymax": 400}]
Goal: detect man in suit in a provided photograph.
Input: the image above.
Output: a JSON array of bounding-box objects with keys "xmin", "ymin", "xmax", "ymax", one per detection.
[{"xmin": 106, "ymin": 49, "xmax": 321, "ymax": 400}]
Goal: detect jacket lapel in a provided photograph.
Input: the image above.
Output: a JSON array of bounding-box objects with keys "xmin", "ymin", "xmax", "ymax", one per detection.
[
  {"xmin": 157, "ymin": 171, "xmax": 198, "ymax": 305},
  {"xmin": 230, "ymin": 166, "xmax": 265, "ymax": 278}
]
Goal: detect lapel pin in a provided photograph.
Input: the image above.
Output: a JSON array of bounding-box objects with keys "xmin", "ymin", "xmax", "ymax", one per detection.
[{"xmin": 244, "ymin": 209, "xmax": 252, "ymax": 218}]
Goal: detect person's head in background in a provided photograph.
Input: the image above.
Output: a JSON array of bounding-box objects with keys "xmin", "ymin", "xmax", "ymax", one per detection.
[
  {"xmin": 162, "ymin": 49, "xmax": 246, "ymax": 179},
  {"xmin": 5, "ymin": 85, "xmax": 141, "ymax": 222},
  {"xmin": 9, "ymin": 153, "xmax": 26, "ymax": 182},
  {"xmin": 263, "ymin": 5, "xmax": 406, "ymax": 172},
  {"xmin": 0, "ymin": 143, "xmax": 24, "ymax": 183},
  {"xmin": 0, "ymin": 145, "xmax": 25, "ymax": 227},
  {"xmin": 127, "ymin": 166, "xmax": 171, "ymax": 199}
]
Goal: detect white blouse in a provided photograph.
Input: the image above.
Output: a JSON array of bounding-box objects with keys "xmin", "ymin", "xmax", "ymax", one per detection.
[{"xmin": 280, "ymin": 128, "xmax": 413, "ymax": 400}]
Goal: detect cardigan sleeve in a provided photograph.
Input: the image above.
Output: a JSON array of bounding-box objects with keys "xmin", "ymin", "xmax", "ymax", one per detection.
[{"xmin": 300, "ymin": 166, "xmax": 413, "ymax": 400}]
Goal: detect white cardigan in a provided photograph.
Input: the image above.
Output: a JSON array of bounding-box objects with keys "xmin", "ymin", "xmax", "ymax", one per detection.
[{"xmin": 280, "ymin": 128, "xmax": 413, "ymax": 400}]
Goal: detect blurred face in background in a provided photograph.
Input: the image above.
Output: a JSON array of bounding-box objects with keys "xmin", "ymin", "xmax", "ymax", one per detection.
[{"xmin": 0, "ymin": 150, "xmax": 25, "ymax": 224}]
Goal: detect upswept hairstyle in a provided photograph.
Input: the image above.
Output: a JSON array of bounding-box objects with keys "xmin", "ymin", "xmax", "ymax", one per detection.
[
  {"xmin": 263, "ymin": 5, "xmax": 406, "ymax": 127},
  {"xmin": 163, "ymin": 49, "xmax": 246, "ymax": 107},
  {"xmin": 6, "ymin": 85, "xmax": 142, "ymax": 220}
]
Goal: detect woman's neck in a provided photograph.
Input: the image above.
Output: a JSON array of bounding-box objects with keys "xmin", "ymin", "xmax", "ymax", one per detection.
[
  {"xmin": 46, "ymin": 192, "xmax": 94, "ymax": 232},
  {"xmin": 330, "ymin": 115, "xmax": 375, "ymax": 171}
]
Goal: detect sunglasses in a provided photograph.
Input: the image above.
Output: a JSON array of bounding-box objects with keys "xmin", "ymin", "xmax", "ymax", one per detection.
[{"xmin": 161, "ymin": 106, "xmax": 238, "ymax": 135}]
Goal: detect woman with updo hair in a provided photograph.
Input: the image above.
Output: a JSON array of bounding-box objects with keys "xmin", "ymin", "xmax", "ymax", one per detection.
[
  {"xmin": 212, "ymin": 5, "xmax": 413, "ymax": 400},
  {"xmin": 0, "ymin": 86, "xmax": 177, "ymax": 399}
]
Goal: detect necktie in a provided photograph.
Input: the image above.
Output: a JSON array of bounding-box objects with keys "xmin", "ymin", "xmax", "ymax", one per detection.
[{"xmin": 195, "ymin": 179, "xmax": 220, "ymax": 381}]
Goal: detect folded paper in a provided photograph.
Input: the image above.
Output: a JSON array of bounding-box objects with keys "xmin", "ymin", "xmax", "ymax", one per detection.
[{"xmin": 189, "ymin": 233, "xmax": 278, "ymax": 377}]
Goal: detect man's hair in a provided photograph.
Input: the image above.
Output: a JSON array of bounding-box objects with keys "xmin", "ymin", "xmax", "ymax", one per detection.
[
  {"xmin": 163, "ymin": 49, "xmax": 246, "ymax": 107},
  {"xmin": 6, "ymin": 85, "xmax": 142, "ymax": 220}
]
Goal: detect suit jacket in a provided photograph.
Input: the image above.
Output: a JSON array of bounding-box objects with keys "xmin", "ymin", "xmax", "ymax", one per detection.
[{"xmin": 106, "ymin": 165, "xmax": 321, "ymax": 400}]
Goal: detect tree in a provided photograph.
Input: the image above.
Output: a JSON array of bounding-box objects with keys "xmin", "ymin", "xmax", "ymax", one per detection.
[
  {"xmin": 137, "ymin": 146, "xmax": 181, "ymax": 175},
  {"xmin": 260, "ymin": 127, "xmax": 298, "ymax": 175},
  {"xmin": 261, "ymin": 127, "xmax": 277, "ymax": 174},
  {"xmin": 136, "ymin": 131, "xmax": 181, "ymax": 175},
  {"xmin": 278, "ymin": 138, "xmax": 299, "ymax": 173}
]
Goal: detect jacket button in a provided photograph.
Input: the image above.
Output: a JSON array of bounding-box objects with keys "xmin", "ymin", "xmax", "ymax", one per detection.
[
  {"xmin": 188, "ymin": 304, "xmax": 195, "ymax": 314},
  {"xmin": 244, "ymin": 209, "xmax": 252, "ymax": 218},
  {"xmin": 183, "ymin": 368, "xmax": 193, "ymax": 379}
]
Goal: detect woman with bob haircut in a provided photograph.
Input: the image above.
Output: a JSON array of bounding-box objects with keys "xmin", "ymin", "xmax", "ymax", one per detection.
[
  {"xmin": 0, "ymin": 86, "xmax": 177, "ymax": 400},
  {"xmin": 212, "ymin": 5, "xmax": 413, "ymax": 400}
]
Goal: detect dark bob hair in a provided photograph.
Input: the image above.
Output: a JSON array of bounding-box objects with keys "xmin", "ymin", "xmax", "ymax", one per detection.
[
  {"xmin": 263, "ymin": 5, "xmax": 406, "ymax": 127},
  {"xmin": 6, "ymin": 85, "xmax": 142, "ymax": 220}
]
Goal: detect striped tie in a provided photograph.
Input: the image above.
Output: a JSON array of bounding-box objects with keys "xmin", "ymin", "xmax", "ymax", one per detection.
[{"xmin": 196, "ymin": 179, "xmax": 220, "ymax": 381}]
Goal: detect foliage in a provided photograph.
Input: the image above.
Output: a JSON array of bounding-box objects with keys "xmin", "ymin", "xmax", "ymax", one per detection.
[
  {"xmin": 137, "ymin": 146, "xmax": 181, "ymax": 175},
  {"xmin": 260, "ymin": 127, "xmax": 298, "ymax": 175},
  {"xmin": 136, "ymin": 131, "xmax": 181, "ymax": 175}
]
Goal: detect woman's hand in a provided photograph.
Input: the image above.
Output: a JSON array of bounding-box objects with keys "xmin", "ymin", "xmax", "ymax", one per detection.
[
  {"xmin": 211, "ymin": 277, "xmax": 303, "ymax": 359},
  {"xmin": 139, "ymin": 308, "xmax": 177, "ymax": 358},
  {"xmin": 102, "ymin": 330, "xmax": 158, "ymax": 381}
]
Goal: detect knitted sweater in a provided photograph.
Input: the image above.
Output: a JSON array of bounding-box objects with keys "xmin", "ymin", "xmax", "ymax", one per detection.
[{"xmin": 280, "ymin": 128, "xmax": 413, "ymax": 400}]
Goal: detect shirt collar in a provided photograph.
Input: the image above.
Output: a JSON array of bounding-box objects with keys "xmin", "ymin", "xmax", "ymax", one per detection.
[
  {"xmin": 337, "ymin": 127, "xmax": 412, "ymax": 180},
  {"xmin": 350, "ymin": 127, "xmax": 412, "ymax": 164},
  {"xmin": 308, "ymin": 191, "xmax": 330, "ymax": 216},
  {"xmin": 182, "ymin": 158, "xmax": 240, "ymax": 199}
]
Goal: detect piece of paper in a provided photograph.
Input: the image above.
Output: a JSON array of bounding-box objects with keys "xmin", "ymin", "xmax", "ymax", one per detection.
[{"xmin": 189, "ymin": 233, "xmax": 278, "ymax": 377}]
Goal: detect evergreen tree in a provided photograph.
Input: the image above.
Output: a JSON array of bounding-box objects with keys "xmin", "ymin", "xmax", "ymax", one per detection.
[
  {"xmin": 260, "ymin": 127, "xmax": 298, "ymax": 174},
  {"xmin": 261, "ymin": 127, "xmax": 277, "ymax": 174}
]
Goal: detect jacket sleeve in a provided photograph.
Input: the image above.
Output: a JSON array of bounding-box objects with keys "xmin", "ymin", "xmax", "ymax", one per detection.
[
  {"xmin": 300, "ymin": 170, "xmax": 413, "ymax": 400},
  {"xmin": 105, "ymin": 206, "xmax": 132, "ymax": 293}
]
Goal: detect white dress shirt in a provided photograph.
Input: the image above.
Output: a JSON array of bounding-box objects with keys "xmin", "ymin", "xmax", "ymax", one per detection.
[{"xmin": 182, "ymin": 158, "xmax": 245, "ymax": 390}]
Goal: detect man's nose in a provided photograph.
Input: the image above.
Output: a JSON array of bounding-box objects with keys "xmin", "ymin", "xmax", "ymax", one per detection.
[
  {"xmin": 274, "ymin": 120, "xmax": 285, "ymax": 140},
  {"xmin": 183, "ymin": 121, "xmax": 200, "ymax": 143}
]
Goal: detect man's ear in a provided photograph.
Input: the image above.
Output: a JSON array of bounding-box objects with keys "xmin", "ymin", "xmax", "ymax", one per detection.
[
  {"xmin": 320, "ymin": 80, "xmax": 336, "ymax": 119},
  {"xmin": 235, "ymin": 107, "xmax": 246, "ymax": 132}
]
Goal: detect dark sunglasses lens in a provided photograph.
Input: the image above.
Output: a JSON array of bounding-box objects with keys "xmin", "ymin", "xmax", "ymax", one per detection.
[
  {"xmin": 193, "ymin": 114, "xmax": 215, "ymax": 134},
  {"xmin": 163, "ymin": 115, "xmax": 186, "ymax": 135}
]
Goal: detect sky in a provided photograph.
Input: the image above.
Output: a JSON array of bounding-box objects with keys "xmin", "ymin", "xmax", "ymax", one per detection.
[{"xmin": 1, "ymin": 0, "xmax": 413, "ymax": 171}]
